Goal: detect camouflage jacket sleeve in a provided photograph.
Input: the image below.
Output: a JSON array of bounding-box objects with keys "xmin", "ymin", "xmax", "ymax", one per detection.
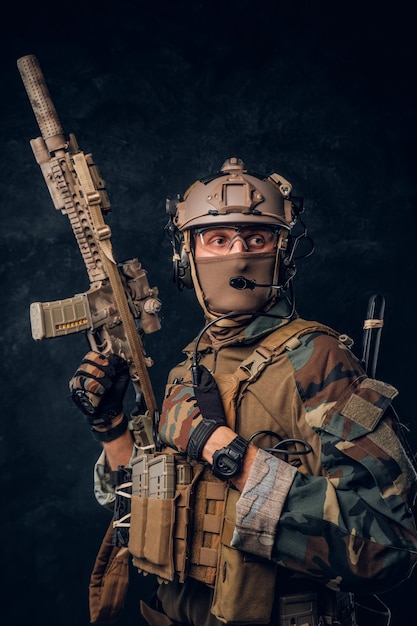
[
  {"xmin": 231, "ymin": 332, "xmax": 417, "ymax": 594},
  {"xmin": 93, "ymin": 444, "xmax": 137, "ymax": 510}
]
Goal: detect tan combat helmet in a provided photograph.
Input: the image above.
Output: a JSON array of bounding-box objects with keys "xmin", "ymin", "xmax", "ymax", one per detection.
[
  {"xmin": 173, "ymin": 157, "xmax": 297, "ymax": 232},
  {"xmin": 166, "ymin": 157, "xmax": 305, "ymax": 292}
]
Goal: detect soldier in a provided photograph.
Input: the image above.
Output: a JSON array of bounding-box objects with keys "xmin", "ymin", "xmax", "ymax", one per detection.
[{"xmin": 70, "ymin": 158, "xmax": 417, "ymax": 626}]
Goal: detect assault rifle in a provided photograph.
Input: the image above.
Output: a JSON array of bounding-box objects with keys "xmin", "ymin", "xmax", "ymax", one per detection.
[{"xmin": 18, "ymin": 54, "xmax": 161, "ymax": 449}]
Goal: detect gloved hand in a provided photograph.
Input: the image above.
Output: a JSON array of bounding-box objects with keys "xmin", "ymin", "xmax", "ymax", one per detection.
[
  {"xmin": 158, "ymin": 365, "xmax": 227, "ymax": 460},
  {"xmin": 69, "ymin": 351, "xmax": 130, "ymax": 441}
]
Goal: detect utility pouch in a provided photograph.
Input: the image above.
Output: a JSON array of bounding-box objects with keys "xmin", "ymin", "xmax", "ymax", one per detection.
[
  {"xmin": 130, "ymin": 495, "xmax": 177, "ymax": 581},
  {"xmin": 211, "ymin": 487, "xmax": 277, "ymax": 624},
  {"xmin": 89, "ymin": 517, "xmax": 130, "ymax": 623},
  {"xmin": 129, "ymin": 453, "xmax": 201, "ymax": 583}
]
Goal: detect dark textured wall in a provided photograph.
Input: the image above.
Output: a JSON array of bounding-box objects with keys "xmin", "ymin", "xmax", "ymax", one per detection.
[{"xmin": 1, "ymin": 2, "xmax": 416, "ymax": 625}]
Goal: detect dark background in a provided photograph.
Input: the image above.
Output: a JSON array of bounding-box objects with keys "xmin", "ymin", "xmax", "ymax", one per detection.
[{"xmin": 1, "ymin": 1, "xmax": 416, "ymax": 624}]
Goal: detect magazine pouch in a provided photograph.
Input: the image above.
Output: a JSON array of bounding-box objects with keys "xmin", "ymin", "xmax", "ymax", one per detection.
[{"xmin": 129, "ymin": 454, "xmax": 203, "ymax": 583}]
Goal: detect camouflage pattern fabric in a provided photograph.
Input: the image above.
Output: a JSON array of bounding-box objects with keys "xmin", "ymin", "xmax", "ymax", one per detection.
[
  {"xmin": 69, "ymin": 351, "xmax": 115, "ymax": 409},
  {"xmin": 159, "ymin": 383, "xmax": 203, "ymax": 453},
  {"xmin": 69, "ymin": 351, "xmax": 130, "ymax": 427},
  {"xmin": 229, "ymin": 329, "xmax": 417, "ymax": 594},
  {"xmin": 93, "ymin": 307, "xmax": 417, "ymax": 622}
]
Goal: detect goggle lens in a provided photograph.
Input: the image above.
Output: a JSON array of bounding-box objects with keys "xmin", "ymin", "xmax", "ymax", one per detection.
[{"xmin": 196, "ymin": 226, "xmax": 278, "ymax": 254}]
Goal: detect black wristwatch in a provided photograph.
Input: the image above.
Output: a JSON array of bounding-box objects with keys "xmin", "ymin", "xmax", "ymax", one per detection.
[{"xmin": 212, "ymin": 435, "xmax": 248, "ymax": 480}]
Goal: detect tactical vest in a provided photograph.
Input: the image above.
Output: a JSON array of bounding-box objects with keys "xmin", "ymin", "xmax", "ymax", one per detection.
[
  {"xmin": 90, "ymin": 318, "xmax": 392, "ymax": 625},
  {"xmin": 128, "ymin": 319, "xmax": 361, "ymax": 624}
]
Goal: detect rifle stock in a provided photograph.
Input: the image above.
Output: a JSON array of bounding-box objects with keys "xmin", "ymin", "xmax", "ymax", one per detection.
[{"xmin": 18, "ymin": 55, "xmax": 161, "ymax": 446}]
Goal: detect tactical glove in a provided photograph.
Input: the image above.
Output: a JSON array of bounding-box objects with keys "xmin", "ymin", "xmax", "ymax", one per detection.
[
  {"xmin": 69, "ymin": 351, "xmax": 130, "ymax": 442},
  {"xmin": 159, "ymin": 365, "xmax": 227, "ymax": 460}
]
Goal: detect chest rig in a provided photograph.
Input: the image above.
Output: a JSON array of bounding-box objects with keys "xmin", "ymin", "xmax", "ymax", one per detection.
[
  {"xmin": 128, "ymin": 319, "xmax": 344, "ymax": 624},
  {"xmin": 212, "ymin": 318, "xmax": 341, "ymax": 425}
]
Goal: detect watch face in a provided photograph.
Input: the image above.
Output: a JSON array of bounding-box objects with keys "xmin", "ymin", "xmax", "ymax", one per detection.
[
  {"xmin": 213, "ymin": 447, "xmax": 242, "ymax": 479},
  {"xmin": 212, "ymin": 436, "xmax": 248, "ymax": 480},
  {"xmin": 215, "ymin": 452, "xmax": 239, "ymax": 477}
]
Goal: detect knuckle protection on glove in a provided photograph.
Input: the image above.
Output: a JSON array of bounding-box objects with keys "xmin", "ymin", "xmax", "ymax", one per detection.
[
  {"xmin": 83, "ymin": 351, "xmax": 112, "ymax": 370},
  {"xmin": 69, "ymin": 351, "xmax": 129, "ymax": 424},
  {"xmin": 70, "ymin": 352, "xmax": 114, "ymax": 390}
]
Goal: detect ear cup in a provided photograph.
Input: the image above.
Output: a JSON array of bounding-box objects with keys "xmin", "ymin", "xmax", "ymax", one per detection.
[
  {"xmin": 172, "ymin": 246, "xmax": 193, "ymax": 290},
  {"xmin": 177, "ymin": 247, "xmax": 193, "ymax": 289},
  {"xmin": 166, "ymin": 207, "xmax": 194, "ymax": 290},
  {"xmin": 278, "ymin": 239, "xmax": 297, "ymax": 289}
]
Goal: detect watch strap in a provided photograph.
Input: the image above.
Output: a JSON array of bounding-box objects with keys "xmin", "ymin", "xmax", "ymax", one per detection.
[{"xmin": 228, "ymin": 435, "xmax": 248, "ymax": 456}]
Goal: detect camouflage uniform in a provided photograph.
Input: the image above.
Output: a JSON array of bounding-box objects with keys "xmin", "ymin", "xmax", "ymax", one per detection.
[{"xmin": 95, "ymin": 304, "xmax": 417, "ymax": 625}]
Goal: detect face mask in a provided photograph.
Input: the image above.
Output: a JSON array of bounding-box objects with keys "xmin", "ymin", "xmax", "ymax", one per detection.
[{"xmin": 195, "ymin": 251, "xmax": 277, "ymax": 315}]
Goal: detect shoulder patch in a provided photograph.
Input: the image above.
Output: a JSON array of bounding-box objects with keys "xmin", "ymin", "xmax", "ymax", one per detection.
[{"xmin": 323, "ymin": 378, "xmax": 399, "ymax": 441}]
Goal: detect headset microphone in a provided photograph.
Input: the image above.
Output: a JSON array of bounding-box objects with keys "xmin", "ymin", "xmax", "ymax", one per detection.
[{"xmin": 229, "ymin": 276, "xmax": 281, "ymax": 291}]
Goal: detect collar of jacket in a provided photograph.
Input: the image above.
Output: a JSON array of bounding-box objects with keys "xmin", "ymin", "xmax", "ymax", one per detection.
[{"xmin": 182, "ymin": 299, "xmax": 299, "ymax": 356}]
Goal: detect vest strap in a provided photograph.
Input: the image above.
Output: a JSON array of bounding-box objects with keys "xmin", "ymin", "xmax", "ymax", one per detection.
[{"xmin": 237, "ymin": 318, "xmax": 341, "ymax": 385}]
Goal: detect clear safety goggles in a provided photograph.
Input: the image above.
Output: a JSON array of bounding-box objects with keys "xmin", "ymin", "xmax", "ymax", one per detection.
[{"xmin": 195, "ymin": 225, "xmax": 279, "ymax": 255}]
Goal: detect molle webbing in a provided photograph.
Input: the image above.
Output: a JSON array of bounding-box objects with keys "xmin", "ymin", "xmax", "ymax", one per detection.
[{"xmin": 188, "ymin": 467, "xmax": 227, "ymax": 586}]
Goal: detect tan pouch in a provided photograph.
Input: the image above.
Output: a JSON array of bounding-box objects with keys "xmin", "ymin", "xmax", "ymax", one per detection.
[
  {"xmin": 211, "ymin": 488, "xmax": 277, "ymax": 624},
  {"xmin": 129, "ymin": 459, "xmax": 204, "ymax": 583},
  {"xmin": 129, "ymin": 494, "xmax": 177, "ymax": 582},
  {"xmin": 89, "ymin": 518, "xmax": 130, "ymax": 623},
  {"xmin": 128, "ymin": 496, "xmax": 147, "ymax": 559},
  {"xmin": 172, "ymin": 483, "xmax": 193, "ymax": 581}
]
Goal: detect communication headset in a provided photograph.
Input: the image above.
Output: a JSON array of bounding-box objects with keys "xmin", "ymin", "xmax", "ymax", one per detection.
[{"xmin": 165, "ymin": 160, "xmax": 312, "ymax": 292}]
